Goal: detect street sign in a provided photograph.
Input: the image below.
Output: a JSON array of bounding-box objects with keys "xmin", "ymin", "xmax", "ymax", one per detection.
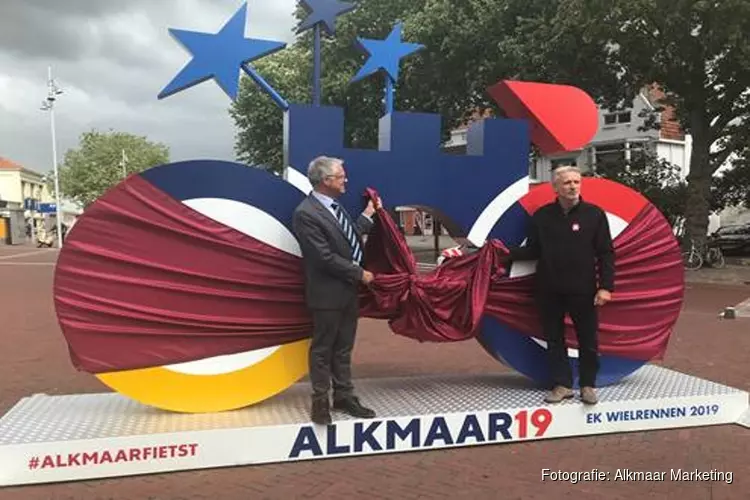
[
  {"xmin": 38, "ymin": 203, "xmax": 57, "ymax": 214},
  {"xmin": 24, "ymin": 198, "xmax": 39, "ymax": 211}
]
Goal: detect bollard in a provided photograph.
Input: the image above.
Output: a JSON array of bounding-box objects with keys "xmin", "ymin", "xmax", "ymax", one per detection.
[{"xmin": 722, "ymin": 307, "xmax": 737, "ymax": 319}]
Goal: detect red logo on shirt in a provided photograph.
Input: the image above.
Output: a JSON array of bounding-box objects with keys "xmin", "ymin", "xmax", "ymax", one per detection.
[{"xmin": 572, "ymin": 223, "xmax": 580, "ymax": 232}]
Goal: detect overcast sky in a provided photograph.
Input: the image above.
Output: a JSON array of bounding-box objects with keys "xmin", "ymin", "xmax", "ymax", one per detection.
[{"xmin": 0, "ymin": 0, "xmax": 299, "ymax": 174}]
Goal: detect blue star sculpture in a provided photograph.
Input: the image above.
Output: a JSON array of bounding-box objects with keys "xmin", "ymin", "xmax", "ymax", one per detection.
[
  {"xmin": 296, "ymin": 0, "xmax": 356, "ymax": 106},
  {"xmin": 351, "ymin": 23, "xmax": 424, "ymax": 84},
  {"xmin": 297, "ymin": 0, "xmax": 356, "ymax": 36},
  {"xmin": 158, "ymin": 3, "xmax": 286, "ymax": 101}
]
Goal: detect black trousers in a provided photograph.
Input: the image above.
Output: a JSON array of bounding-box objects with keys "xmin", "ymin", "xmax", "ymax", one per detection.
[
  {"xmin": 309, "ymin": 298, "xmax": 358, "ymax": 402},
  {"xmin": 537, "ymin": 292, "xmax": 599, "ymax": 388}
]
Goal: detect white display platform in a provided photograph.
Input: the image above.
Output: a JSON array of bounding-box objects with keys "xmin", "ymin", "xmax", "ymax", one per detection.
[
  {"xmin": 0, "ymin": 365, "xmax": 747, "ymax": 486},
  {"xmin": 739, "ymin": 410, "xmax": 750, "ymax": 428}
]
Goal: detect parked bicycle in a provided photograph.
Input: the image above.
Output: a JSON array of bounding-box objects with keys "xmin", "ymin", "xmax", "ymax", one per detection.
[{"xmin": 682, "ymin": 238, "xmax": 725, "ymax": 270}]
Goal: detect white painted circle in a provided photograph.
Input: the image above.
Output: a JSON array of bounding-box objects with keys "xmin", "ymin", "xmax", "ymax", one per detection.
[
  {"xmin": 164, "ymin": 346, "xmax": 281, "ymax": 375},
  {"xmin": 468, "ymin": 181, "xmax": 630, "ymax": 359},
  {"xmin": 163, "ymin": 197, "xmax": 301, "ymax": 376},
  {"xmin": 285, "ymin": 167, "xmax": 313, "ymax": 195}
]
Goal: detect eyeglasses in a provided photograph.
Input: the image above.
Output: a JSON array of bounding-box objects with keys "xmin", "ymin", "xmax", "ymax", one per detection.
[{"xmin": 326, "ymin": 174, "xmax": 347, "ymax": 180}]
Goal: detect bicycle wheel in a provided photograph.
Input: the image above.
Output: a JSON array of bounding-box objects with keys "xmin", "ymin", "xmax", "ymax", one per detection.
[
  {"xmin": 683, "ymin": 250, "xmax": 702, "ymax": 270},
  {"xmin": 708, "ymin": 248, "xmax": 726, "ymax": 269}
]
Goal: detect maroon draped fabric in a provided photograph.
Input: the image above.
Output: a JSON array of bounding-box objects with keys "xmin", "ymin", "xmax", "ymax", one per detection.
[
  {"xmin": 477, "ymin": 203, "xmax": 685, "ymax": 360},
  {"xmin": 55, "ymin": 179, "xmax": 683, "ymax": 374},
  {"xmin": 54, "ymin": 175, "xmax": 313, "ymax": 372},
  {"xmin": 359, "ymin": 189, "xmax": 684, "ymax": 361}
]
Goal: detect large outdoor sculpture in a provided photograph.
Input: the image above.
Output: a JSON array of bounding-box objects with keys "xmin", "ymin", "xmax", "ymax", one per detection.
[{"xmin": 52, "ymin": 2, "xmax": 684, "ymax": 413}]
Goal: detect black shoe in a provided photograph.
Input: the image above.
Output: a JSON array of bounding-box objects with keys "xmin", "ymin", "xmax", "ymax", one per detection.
[
  {"xmin": 311, "ymin": 398, "xmax": 332, "ymax": 425},
  {"xmin": 332, "ymin": 396, "xmax": 376, "ymax": 419}
]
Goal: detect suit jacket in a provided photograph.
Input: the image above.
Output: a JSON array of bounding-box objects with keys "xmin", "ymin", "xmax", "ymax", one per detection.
[{"xmin": 292, "ymin": 194, "xmax": 373, "ymax": 310}]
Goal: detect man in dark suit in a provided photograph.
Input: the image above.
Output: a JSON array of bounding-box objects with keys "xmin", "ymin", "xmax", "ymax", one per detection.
[
  {"xmin": 292, "ymin": 156, "xmax": 381, "ymax": 425},
  {"xmin": 508, "ymin": 166, "xmax": 614, "ymax": 405}
]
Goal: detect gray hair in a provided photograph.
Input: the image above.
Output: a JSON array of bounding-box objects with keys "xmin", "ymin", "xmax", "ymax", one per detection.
[
  {"xmin": 552, "ymin": 165, "xmax": 582, "ymax": 183},
  {"xmin": 307, "ymin": 156, "xmax": 343, "ymax": 186}
]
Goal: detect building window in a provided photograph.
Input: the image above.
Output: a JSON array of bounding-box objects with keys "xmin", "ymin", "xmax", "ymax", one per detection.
[
  {"xmin": 629, "ymin": 143, "xmax": 650, "ymax": 170},
  {"xmin": 550, "ymin": 157, "xmax": 577, "ymax": 170},
  {"xmin": 529, "ymin": 161, "xmax": 539, "ymax": 181},
  {"xmin": 594, "ymin": 143, "xmax": 626, "ymax": 170},
  {"xmin": 593, "ymin": 141, "xmax": 653, "ymax": 172},
  {"xmin": 603, "ymin": 111, "xmax": 632, "ymax": 125}
]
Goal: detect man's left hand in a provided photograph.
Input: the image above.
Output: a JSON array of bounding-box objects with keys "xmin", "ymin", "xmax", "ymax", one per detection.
[
  {"xmin": 364, "ymin": 196, "xmax": 383, "ymax": 217},
  {"xmin": 594, "ymin": 289, "xmax": 612, "ymax": 306}
]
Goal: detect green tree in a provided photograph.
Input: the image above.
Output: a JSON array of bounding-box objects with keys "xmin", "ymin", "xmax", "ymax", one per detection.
[
  {"xmin": 230, "ymin": 44, "xmax": 311, "ymax": 172},
  {"xmin": 593, "ymin": 150, "xmax": 688, "ymax": 227},
  {"xmin": 60, "ymin": 130, "xmax": 169, "ymax": 207},
  {"xmin": 493, "ymin": 0, "xmax": 750, "ymax": 245},
  {"xmin": 230, "ymin": 0, "xmax": 429, "ymax": 173},
  {"xmin": 712, "ymin": 151, "xmax": 750, "ymax": 211},
  {"xmin": 231, "ymin": 0, "xmax": 750, "ymax": 245}
]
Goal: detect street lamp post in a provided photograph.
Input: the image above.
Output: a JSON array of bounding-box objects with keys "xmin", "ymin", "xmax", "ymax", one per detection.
[{"xmin": 40, "ymin": 66, "xmax": 64, "ymax": 249}]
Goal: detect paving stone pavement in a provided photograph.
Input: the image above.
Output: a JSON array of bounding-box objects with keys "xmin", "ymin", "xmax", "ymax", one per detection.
[{"xmin": 0, "ymin": 245, "xmax": 748, "ymax": 500}]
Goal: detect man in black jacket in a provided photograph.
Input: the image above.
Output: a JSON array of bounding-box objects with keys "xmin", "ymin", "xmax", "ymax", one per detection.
[
  {"xmin": 292, "ymin": 156, "xmax": 381, "ymax": 425},
  {"xmin": 509, "ymin": 166, "xmax": 614, "ymax": 405}
]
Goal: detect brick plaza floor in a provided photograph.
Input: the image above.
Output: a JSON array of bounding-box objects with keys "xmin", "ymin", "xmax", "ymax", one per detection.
[{"xmin": 0, "ymin": 245, "xmax": 748, "ymax": 500}]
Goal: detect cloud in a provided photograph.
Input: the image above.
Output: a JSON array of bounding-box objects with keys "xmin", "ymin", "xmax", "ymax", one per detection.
[{"xmin": 0, "ymin": 0, "xmax": 299, "ymax": 173}]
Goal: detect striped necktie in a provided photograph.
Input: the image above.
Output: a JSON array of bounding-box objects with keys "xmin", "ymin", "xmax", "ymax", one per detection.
[{"xmin": 331, "ymin": 203, "xmax": 362, "ymax": 265}]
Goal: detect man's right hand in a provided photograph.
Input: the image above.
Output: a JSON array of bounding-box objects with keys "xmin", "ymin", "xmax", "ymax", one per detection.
[
  {"xmin": 361, "ymin": 270, "xmax": 375, "ymax": 285},
  {"xmin": 594, "ymin": 289, "xmax": 612, "ymax": 306}
]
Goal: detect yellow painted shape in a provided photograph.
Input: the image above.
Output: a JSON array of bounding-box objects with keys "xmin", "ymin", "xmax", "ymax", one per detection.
[{"xmin": 96, "ymin": 339, "xmax": 310, "ymax": 413}]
